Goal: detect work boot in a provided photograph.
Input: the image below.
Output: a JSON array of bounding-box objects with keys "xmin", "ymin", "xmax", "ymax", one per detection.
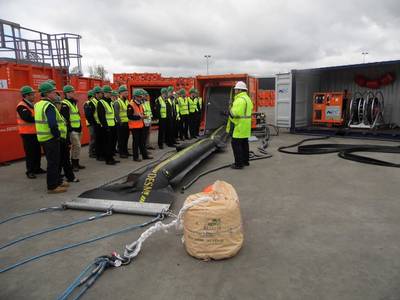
[
  {"xmin": 68, "ymin": 178, "xmax": 80, "ymax": 183},
  {"xmin": 26, "ymin": 172, "xmax": 36, "ymax": 179},
  {"xmin": 48, "ymin": 186, "xmax": 67, "ymax": 194},
  {"xmin": 133, "ymin": 157, "xmax": 142, "ymax": 162},
  {"xmin": 146, "ymin": 145, "xmax": 155, "ymax": 150},
  {"xmin": 106, "ymin": 160, "xmax": 116, "ymax": 165},
  {"xmin": 230, "ymin": 164, "xmax": 243, "ymax": 170},
  {"xmin": 60, "ymin": 181, "xmax": 70, "ymax": 188},
  {"xmin": 34, "ymin": 168, "xmax": 47, "ymax": 174},
  {"xmin": 77, "ymin": 160, "xmax": 86, "ymax": 169},
  {"xmin": 143, "ymin": 155, "xmax": 153, "ymax": 160},
  {"xmin": 71, "ymin": 159, "xmax": 79, "ymax": 172}
]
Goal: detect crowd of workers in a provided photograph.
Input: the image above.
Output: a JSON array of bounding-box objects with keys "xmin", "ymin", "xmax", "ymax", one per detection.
[{"xmin": 16, "ymin": 81, "xmax": 204, "ymax": 193}]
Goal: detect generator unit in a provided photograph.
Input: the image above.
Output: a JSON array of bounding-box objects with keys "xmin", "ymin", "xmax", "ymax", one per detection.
[{"xmin": 312, "ymin": 92, "xmax": 348, "ymax": 126}]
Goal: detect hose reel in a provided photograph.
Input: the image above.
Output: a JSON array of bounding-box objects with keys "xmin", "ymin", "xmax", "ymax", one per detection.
[{"xmin": 348, "ymin": 90, "xmax": 385, "ymax": 129}]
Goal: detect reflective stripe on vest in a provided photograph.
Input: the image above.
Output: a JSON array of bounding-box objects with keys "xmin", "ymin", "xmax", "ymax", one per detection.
[
  {"xmin": 16, "ymin": 101, "xmax": 36, "ymax": 134},
  {"xmin": 158, "ymin": 97, "xmax": 167, "ymax": 119},
  {"xmin": 188, "ymin": 97, "xmax": 198, "ymax": 113},
  {"xmin": 99, "ymin": 99, "xmax": 115, "ymax": 127},
  {"xmin": 62, "ymin": 99, "xmax": 81, "ymax": 128},
  {"xmin": 128, "ymin": 101, "xmax": 144, "ymax": 129},
  {"xmin": 116, "ymin": 98, "xmax": 129, "ymax": 123},
  {"xmin": 34, "ymin": 100, "xmax": 67, "ymax": 142},
  {"xmin": 90, "ymin": 98, "xmax": 100, "ymax": 124},
  {"xmin": 178, "ymin": 97, "xmax": 189, "ymax": 115},
  {"xmin": 142, "ymin": 101, "xmax": 153, "ymax": 118}
]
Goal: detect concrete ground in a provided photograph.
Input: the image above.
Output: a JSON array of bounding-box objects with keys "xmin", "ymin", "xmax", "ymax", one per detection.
[{"xmin": 1, "ymin": 111, "xmax": 400, "ymax": 300}]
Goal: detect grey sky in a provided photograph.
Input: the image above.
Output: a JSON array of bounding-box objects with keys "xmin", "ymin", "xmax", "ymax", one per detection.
[{"xmin": 2, "ymin": 0, "xmax": 400, "ymax": 78}]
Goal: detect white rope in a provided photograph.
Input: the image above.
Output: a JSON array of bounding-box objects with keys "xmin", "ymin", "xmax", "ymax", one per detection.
[{"xmin": 123, "ymin": 195, "xmax": 214, "ymax": 260}]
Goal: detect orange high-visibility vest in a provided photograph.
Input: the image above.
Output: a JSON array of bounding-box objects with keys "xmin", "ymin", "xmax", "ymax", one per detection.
[
  {"xmin": 128, "ymin": 101, "xmax": 144, "ymax": 129},
  {"xmin": 16, "ymin": 101, "xmax": 36, "ymax": 134}
]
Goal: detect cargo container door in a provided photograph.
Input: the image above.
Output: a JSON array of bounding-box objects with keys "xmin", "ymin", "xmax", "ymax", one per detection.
[
  {"xmin": 275, "ymin": 73, "xmax": 292, "ymax": 127},
  {"xmin": 204, "ymin": 86, "xmax": 232, "ymax": 133}
]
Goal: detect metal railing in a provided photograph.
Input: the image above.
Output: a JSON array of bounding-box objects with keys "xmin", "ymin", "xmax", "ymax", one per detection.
[{"xmin": 0, "ymin": 19, "xmax": 82, "ymax": 75}]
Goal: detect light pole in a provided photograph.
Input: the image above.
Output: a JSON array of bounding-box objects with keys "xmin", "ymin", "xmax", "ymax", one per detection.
[
  {"xmin": 362, "ymin": 51, "xmax": 369, "ymax": 63},
  {"xmin": 204, "ymin": 55, "xmax": 211, "ymax": 75}
]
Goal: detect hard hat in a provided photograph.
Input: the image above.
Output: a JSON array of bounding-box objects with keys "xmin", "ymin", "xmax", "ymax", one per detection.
[
  {"xmin": 167, "ymin": 86, "xmax": 174, "ymax": 92},
  {"xmin": 133, "ymin": 89, "xmax": 143, "ymax": 97},
  {"xmin": 233, "ymin": 81, "xmax": 247, "ymax": 91},
  {"xmin": 111, "ymin": 91, "xmax": 119, "ymax": 97},
  {"xmin": 63, "ymin": 85, "xmax": 75, "ymax": 93},
  {"xmin": 20, "ymin": 85, "xmax": 35, "ymax": 95},
  {"xmin": 178, "ymin": 89, "xmax": 186, "ymax": 96},
  {"xmin": 118, "ymin": 85, "xmax": 128, "ymax": 93},
  {"xmin": 142, "ymin": 89, "xmax": 149, "ymax": 95},
  {"xmin": 39, "ymin": 82, "xmax": 56, "ymax": 94},
  {"xmin": 102, "ymin": 85, "xmax": 112, "ymax": 93},
  {"xmin": 92, "ymin": 86, "xmax": 103, "ymax": 93},
  {"xmin": 189, "ymin": 87, "xmax": 196, "ymax": 94},
  {"xmin": 87, "ymin": 90, "xmax": 94, "ymax": 97},
  {"xmin": 161, "ymin": 87, "xmax": 168, "ymax": 94},
  {"xmin": 46, "ymin": 79, "xmax": 56, "ymax": 87}
]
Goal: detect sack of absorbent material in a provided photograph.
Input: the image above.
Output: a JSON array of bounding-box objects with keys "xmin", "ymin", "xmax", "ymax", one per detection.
[{"xmin": 182, "ymin": 180, "xmax": 244, "ymax": 260}]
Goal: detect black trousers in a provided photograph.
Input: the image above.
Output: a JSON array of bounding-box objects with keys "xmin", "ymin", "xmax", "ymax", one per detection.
[
  {"xmin": 165, "ymin": 119, "xmax": 175, "ymax": 146},
  {"xmin": 158, "ymin": 118, "xmax": 166, "ymax": 147},
  {"xmin": 180, "ymin": 115, "xmax": 189, "ymax": 139},
  {"xmin": 195, "ymin": 112, "xmax": 201, "ymax": 136},
  {"xmin": 104, "ymin": 127, "xmax": 115, "ymax": 162},
  {"xmin": 174, "ymin": 119, "xmax": 180, "ymax": 139},
  {"xmin": 231, "ymin": 138, "xmax": 249, "ymax": 167},
  {"xmin": 94, "ymin": 124, "xmax": 104, "ymax": 159},
  {"xmin": 20, "ymin": 134, "xmax": 42, "ymax": 174},
  {"xmin": 111, "ymin": 126, "xmax": 118, "ymax": 155},
  {"xmin": 131, "ymin": 128, "xmax": 148, "ymax": 159},
  {"xmin": 117, "ymin": 123, "xmax": 130, "ymax": 155},
  {"xmin": 143, "ymin": 126, "xmax": 150, "ymax": 147},
  {"xmin": 60, "ymin": 139, "xmax": 75, "ymax": 181},
  {"xmin": 188, "ymin": 113, "xmax": 197, "ymax": 138},
  {"xmin": 41, "ymin": 138, "xmax": 61, "ymax": 190}
]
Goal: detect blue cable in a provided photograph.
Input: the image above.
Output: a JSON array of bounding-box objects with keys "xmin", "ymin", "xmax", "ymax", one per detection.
[
  {"xmin": 0, "ymin": 214, "xmax": 161, "ymax": 274},
  {"xmin": 0, "ymin": 206, "xmax": 64, "ymax": 225},
  {"xmin": 0, "ymin": 211, "xmax": 111, "ymax": 251}
]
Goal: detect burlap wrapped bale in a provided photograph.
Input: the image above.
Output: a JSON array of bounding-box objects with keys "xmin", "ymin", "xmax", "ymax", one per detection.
[{"xmin": 182, "ymin": 180, "xmax": 244, "ymax": 260}]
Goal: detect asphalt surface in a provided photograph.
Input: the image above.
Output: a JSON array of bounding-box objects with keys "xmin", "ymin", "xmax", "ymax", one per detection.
[{"xmin": 1, "ymin": 116, "xmax": 400, "ymax": 300}]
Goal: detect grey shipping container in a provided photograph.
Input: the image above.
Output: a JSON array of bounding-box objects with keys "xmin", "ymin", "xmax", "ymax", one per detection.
[{"xmin": 275, "ymin": 59, "xmax": 400, "ymax": 140}]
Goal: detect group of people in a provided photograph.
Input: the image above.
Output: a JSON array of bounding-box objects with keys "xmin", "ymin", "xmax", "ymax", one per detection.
[{"xmin": 16, "ymin": 81, "xmax": 204, "ymax": 193}]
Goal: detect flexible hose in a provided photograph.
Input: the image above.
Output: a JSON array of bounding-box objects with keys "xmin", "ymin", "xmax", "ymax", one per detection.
[
  {"xmin": 0, "ymin": 211, "xmax": 111, "ymax": 251},
  {"xmin": 0, "ymin": 215, "xmax": 162, "ymax": 274},
  {"xmin": 278, "ymin": 136, "xmax": 400, "ymax": 168},
  {"xmin": 0, "ymin": 206, "xmax": 64, "ymax": 225}
]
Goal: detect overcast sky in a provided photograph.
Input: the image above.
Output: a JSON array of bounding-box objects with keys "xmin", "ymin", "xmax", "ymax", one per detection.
[{"xmin": 2, "ymin": 0, "xmax": 400, "ymax": 79}]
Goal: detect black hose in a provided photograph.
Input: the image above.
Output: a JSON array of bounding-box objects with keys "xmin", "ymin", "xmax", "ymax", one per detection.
[
  {"xmin": 180, "ymin": 151, "xmax": 273, "ymax": 193},
  {"xmin": 278, "ymin": 136, "xmax": 400, "ymax": 168}
]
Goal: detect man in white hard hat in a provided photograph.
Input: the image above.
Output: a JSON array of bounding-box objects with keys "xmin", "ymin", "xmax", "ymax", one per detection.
[{"xmin": 226, "ymin": 81, "xmax": 253, "ymax": 169}]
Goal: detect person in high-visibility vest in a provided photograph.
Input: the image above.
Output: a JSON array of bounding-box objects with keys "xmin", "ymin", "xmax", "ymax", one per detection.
[
  {"xmin": 226, "ymin": 81, "xmax": 253, "ymax": 169},
  {"xmin": 194, "ymin": 88, "xmax": 203, "ymax": 137},
  {"xmin": 114, "ymin": 85, "xmax": 130, "ymax": 158},
  {"xmin": 83, "ymin": 89, "xmax": 97, "ymax": 158},
  {"xmin": 128, "ymin": 89, "xmax": 153, "ymax": 161},
  {"xmin": 16, "ymin": 86, "xmax": 45, "ymax": 179},
  {"xmin": 166, "ymin": 87, "xmax": 178, "ymax": 146},
  {"xmin": 187, "ymin": 87, "xmax": 198, "ymax": 139},
  {"xmin": 141, "ymin": 89, "xmax": 155, "ymax": 150},
  {"xmin": 34, "ymin": 82, "xmax": 68, "ymax": 193},
  {"xmin": 97, "ymin": 85, "xmax": 119, "ymax": 165},
  {"xmin": 177, "ymin": 89, "xmax": 190, "ymax": 140},
  {"xmin": 110, "ymin": 90, "xmax": 119, "ymax": 156},
  {"xmin": 91, "ymin": 86, "xmax": 104, "ymax": 160},
  {"xmin": 155, "ymin": 88, "xmax": 168, "ymax": 149},
  {"xmin": 172, "ymin": 90, "xmax": 181, "ymax": 141},
  {"xmin": 61, "ymin": 85, "xmax": 85, "ymax": 172}
]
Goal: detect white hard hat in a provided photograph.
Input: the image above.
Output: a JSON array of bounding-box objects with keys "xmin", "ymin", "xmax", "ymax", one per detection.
[{"xmin": 234, "ymin": 81, "xmax": 248, "ymax": 91}]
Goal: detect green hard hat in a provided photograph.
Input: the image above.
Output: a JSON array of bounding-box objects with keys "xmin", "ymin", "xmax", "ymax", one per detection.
[
  {"xmin": 178, "ymin": 89, "xmax": 186, "ymax": 96},
  {"xmin": 160, "ymin": 87, "xmax": 167, "ymax": 94},
  {"xmin": 87, "ymin": 90, "xmax": 94, "ymax": 97},
  {"xmin": 118, "ymin": 85, "xmax": 128, "ymax": 93},
  {"xmin": 92, "ymin": 86, "xmax": 103, "ymax": 93},
  {"xmin": 142, "ymin": 89, "xmax": 149, "ymax": 95},
  {"xmin": 63, "ymin": 85, "xmax": 75, "ymax": 93},
  {"xmin": 111, "ymin": 90, "xmax": 119, "ymax": 96},
  {"xmin": 133, "ymin": 89, "xmax": 143, "ymax": 97},
  {"xmin": 167, "ymin": 86, "xmax": 174, "ymax": 92},
  {"xmin": 39, "ymin": 82, "xmax": 56, "ymax": 94},
  {"xmin": 20, "ymin": 85, "xmax": 34, "ymax": 95},
  {"xmin": 102, "ymin": 85, "xmax": 112, "ymax": 93},
  {"xmin": 189, "ymin": 87, "xmax": 196, "ymax": 94},
  {"xmin": 46, "ymin": 79, "xmax": 56, "ymax": 87}
]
